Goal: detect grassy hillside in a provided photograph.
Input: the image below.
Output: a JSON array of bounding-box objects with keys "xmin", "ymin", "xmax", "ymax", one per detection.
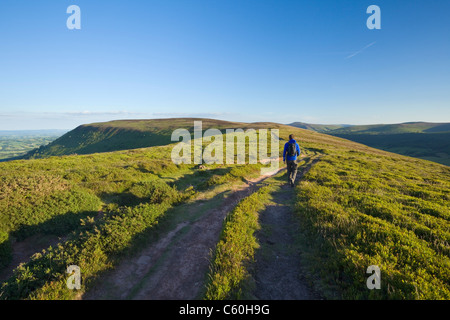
[
  {"xmin": 295, "ymin": 146, "xmax": 450, "ymax": 299},
  {"xmin": 290, "ymin": 122, "xmax": 450, "ymax": 135},
  {"xmin": 289, "ymin": 121, "xmax": 450, "ymax": 166},
  {"xmin": 202, "ymin": 132, "xmax": 450, "ymax": 300},
  {"xmin": 0, "ymin": 118, "xmax": 287, "ymax": 299},
  {"xmin": 333, "ymin": 132, "xmax": 450, "ymax": 166},
  {"xmin": 1, "ymin": 118, "xmax": 449, "ymax": 300},
  {"xmin": 0, "ymin": 143, "xmax": 268, "ymax": 299},
  {"xmin": 329, "ymin": 122, "xmax": 450, "ymax": 135},
  {"xmin": 22, "ymin": 119, "xmax": 256, "ymax": 159},
  {"xmin": 288, "ymin": 122, "xmax": 349, "ymax": 132}
]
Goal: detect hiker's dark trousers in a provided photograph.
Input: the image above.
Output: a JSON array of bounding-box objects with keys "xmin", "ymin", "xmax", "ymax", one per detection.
[{"xmin": 286, "ymin": 160, "xmax": 298, "ymax": 186}]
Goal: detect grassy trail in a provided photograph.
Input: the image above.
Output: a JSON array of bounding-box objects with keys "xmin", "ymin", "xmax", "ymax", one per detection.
[
  {"xmin": 250, "ymin": 157, "xmax": 322, "ymax": 299},
  {"xmin": 203, "ymin": 155, "xmax": 322, "ymax": 299},
  {"xmin": 82, "ymin": 163, "xmax": 287, "ymax": 300},
  {"xmin": 2, "ymin": 119, "xmax": 448, "ymax": 300}
]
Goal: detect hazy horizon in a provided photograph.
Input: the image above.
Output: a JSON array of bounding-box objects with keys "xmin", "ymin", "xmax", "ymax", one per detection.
[{"xmin": 1, "ymin": 118, "xmax": 449, "ymax": 132}]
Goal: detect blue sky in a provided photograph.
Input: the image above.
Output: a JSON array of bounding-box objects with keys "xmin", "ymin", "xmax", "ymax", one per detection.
[{"xmin": 0, "ymin": 0, "xmax": 449, "ymax": 130}]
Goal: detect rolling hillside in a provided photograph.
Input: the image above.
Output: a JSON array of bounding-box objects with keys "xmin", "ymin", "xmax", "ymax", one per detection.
[
  {"xmin": 290, "ymin": 122, "xmax": 450, "ymax": 134},
  {"xmin": 1, "ymin": 118, "xmax": 449, "ymax": 300},
  {"xmin": 333, "ymin": 122, "xmax": 450, "ymax": 134},
  {"xmin": 289, "ymin": 122, "xmax": 450, "ymax": 166},
  {"xmin": 22, "ymin": 119, "xmax": 260, "ymax": 159},
  {"xmin": 287, "ymin": 122, "xmax": 350, "ymax": 133}
]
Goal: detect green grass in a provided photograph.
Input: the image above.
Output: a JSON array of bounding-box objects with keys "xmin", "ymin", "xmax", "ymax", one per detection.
[
  {"xmin": 1, "ymin": 187, "xmax": 191, "ymax": 300},
  {"xmin": 289, "ymin": 122, "xmax": 350, "ymax": 132},
  {"xmin": 1, "ymin": 201, "xmax": 175, "ymax": 300},
  {"xmin": 0, "ymin": 131, "xmax": 280, "ymax": 300},
  {"xmin": 332, "ymin": 132, "xmax": 450, "ymax": 166},
  {"xmin": 290, "ymin": 121, "xmax": 450, "ymax": 135},
  {"xmin": 290, "ymin": 121, "xmax": 450, "ymax": 166},
  {"xmin": 326, "ymin": 122, "xmax": 450, "ymax": 134},
  {"xmin": 204, "ymin": 184, "xmax": 275, "ymax": 300},
  {"xmin": 1, "ymin": 118, "xmax": 449, "ymax": 300},
  {"xmin": 22, "ymin": 118, "xmax": 256, "ymax": 159},
  {"xmin": 0, "ymin": 143, "xmax": 189, "ymax": 299},
  {"xmin": 294, "ymin": 149, "xmax": 450, "ymax": 299}
]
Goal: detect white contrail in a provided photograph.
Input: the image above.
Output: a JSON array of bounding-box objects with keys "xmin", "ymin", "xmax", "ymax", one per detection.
[{"xmin": 346, "ymin": 42, "xmax": 376, "ymax": 59}]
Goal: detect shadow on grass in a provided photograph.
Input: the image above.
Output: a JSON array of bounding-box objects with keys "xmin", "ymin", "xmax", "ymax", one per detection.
[
  {"xmin": 10, "ymin": 210, "xmax": 100, "ymax": 242},
  {"xmin": 1, "ymin": 162, "xmax": 280, "ymax": 299},
  {"xmin": 0, "ymin": 209, "xmax": 100, "ymax": 297},
  {"xmin": 98, "ymin": 166, "xmax": 232, "ymax": 208},
  {"xmin": 0, "ymin": 178, "xmax": 233, "ymax": 300},
  {"xmin": 83, "ymin": 187, "xmax": 232, "ymax": 300},
  {"xmin": 170, "ymin": 166, "xmax": 233, "ymax": 191},
  {"xmin": 99, "ymin": 191, "xmax": 145, "ymax": 207}
]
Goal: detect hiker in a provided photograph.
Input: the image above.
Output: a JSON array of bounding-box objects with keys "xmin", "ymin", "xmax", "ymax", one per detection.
[{"xmin": 283, "ymin": 134, "xmax": 301, "ymax": 187}]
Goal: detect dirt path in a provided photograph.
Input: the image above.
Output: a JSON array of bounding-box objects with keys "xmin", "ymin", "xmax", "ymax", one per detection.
[
  {"xmin": 83, "ymin": 164, "xmax": 286, "ymax": 300},
  {"xmin": 0, "ymin": 234, "xmax": 63, "ymax": 284},
  {"xmin": 84, "ymin": 156, "xmax": 322, "ymax": 300},
  {"xmin": 251, "ymin": 158, "xmax": 322, "ymax": 300},
  {"xmin": 1, "ymin": 156, "xmax": 322, "ymax": 299}
]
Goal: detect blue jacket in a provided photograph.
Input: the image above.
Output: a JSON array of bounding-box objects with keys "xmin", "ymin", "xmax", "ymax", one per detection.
[{"xmin": 283, "ymin": 139, "xmax": 301, "ymax": 162}]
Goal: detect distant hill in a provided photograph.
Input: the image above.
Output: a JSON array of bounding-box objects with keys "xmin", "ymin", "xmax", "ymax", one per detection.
[
  {"xmin": 288, "ymin": 122, "xmax": 350, "ymax": 132},
  {"xmin": 19, "ymin": 119, "xmax": 450, "ymax": 166},
  {"xmin": 22, "ymin": 118, "xmax": 291, "ymax": 159},
  {"xmin": 329, "ymin": 122, "xmax": 450, "ymax": 135},
  {"xmin": 289, "ymin": 121, "xmax": 450, "ymax": 166},
  {"xmin": 1, "ymin": 117, "xmax": 449, "ymax": 300},
  {"xmin": 289, "ymin": 121, "xmax": 450, "ymax": 134}
]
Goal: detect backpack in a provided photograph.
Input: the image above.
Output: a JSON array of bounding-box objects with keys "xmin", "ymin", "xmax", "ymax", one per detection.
[{"xmin": 287, "ymin": 142, "xmax": 297, "ymax": 157}]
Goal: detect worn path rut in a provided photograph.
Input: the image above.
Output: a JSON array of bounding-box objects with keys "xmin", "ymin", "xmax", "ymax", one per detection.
[
  {"xmin": 84, "ymin": 163, "xmax": 286, "ymax": 300},
  {"xmin": 252, "ymin": 157, "xmax": 322, "ymax": 300},
  {"xmin": 84, "ymin": 156, "xmax": 321, "ymax": 300}
]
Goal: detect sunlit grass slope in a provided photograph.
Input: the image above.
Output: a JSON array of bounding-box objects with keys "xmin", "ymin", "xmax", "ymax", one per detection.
[
  {"xmin": 295, "ymin": 140, "xmax": 450, "ymax": 299},
  {"xmin": 0, "ymin": 118, "xmax": 448, "ymax": 300}
]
